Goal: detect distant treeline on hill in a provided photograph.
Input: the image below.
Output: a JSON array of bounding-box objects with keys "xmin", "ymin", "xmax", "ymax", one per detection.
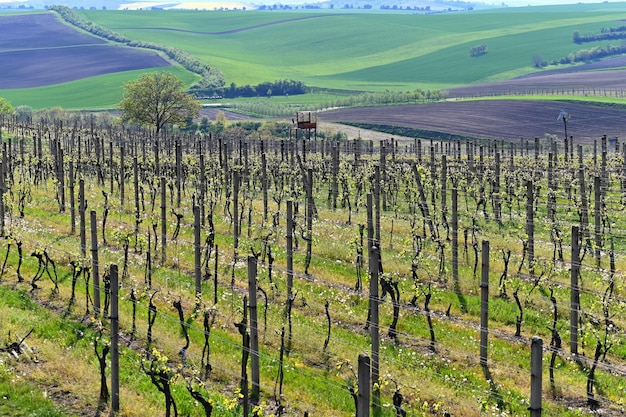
[
  {"xmin": 190, "ymin": 79, "xmax": 306, "ymax": 99},
  {"xmin": 535, "ymin": 42, "xmax": 626, "ymax": 67},
  {"xmin": 50, "ymin": 5, "xmax": 225, "ymax": 91},
  {"xmin": 573, "ymin": 26, "xmax": 626, "ymax": 43}
]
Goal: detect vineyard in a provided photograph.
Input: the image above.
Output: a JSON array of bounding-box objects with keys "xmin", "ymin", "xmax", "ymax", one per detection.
[{"xmin": 1, "ymin": 115, "xmax": 626, "ymax": 417}]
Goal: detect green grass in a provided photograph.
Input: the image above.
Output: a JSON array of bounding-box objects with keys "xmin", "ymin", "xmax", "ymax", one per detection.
[
  {"xmin": 79, "ymin": 5, "xmax": 626, "ymax": 91},
  {"xmin": 0, "ymin": 66, "xmax": 198, "ymax": 110}
]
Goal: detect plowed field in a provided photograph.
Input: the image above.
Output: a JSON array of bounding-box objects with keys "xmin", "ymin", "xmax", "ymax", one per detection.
[
  {"xmin": 321, "ymin": 99, "xmax": 626, "ymax": 143},
  {"xmin": 0, "ymin": 13, "xmax": 170, "ymax": 89}
]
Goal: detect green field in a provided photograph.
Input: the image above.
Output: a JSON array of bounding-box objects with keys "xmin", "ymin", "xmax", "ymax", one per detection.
[
  {"xmin": 0, "ymin": 66, "xmax": 198, "ymax": 111},
  {"xmin": 4, "ymin": 3, "xmax": 626, "ymax": 109},
  {"xmin": 78, "ymin": 4, "xmax": 626, "ymax": 90}
]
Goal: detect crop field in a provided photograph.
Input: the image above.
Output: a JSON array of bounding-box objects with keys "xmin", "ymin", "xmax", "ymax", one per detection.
[
  {"xmin": 79, "ymin": 5, "xmax": 626, "ymax": 90},
  {"xmin": 320, "ymin": 99, "xmax": 626, "ymax": 143},
  {"xmin": 2, "ymin": 4, "xmax": 626, "ymax": 110},
  {"xmin": 1, "ymin": 115, "xmax": 626, "ymax": 417},
  {"xmin": 0, "ymin": 12, "xmax": 171, "ymax": 90}
]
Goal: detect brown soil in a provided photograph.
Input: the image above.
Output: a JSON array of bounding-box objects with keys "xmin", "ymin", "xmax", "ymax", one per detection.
[
  {"xmin": 0, "ymin": 13, "xmax": 170, "ymax": 89},
  {"xmin": 321, "ymin": 99, "xmax": 626, "ymax": 144},
  {"xmin": 321, "ymin": 59, "xmax": 626, "ymax": 144}
]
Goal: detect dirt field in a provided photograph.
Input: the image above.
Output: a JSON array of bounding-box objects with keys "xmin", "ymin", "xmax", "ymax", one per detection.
[
  {"xmin": 0, "ymin": 13, "xmax": 170, "ymax": 89},
  {"xmin": 320, "ymin": 99, "xmax": 626, "ymax": 144},
  {"xmin": 444, "ymin": 62, "xmax": 626, "ymax": 98}
]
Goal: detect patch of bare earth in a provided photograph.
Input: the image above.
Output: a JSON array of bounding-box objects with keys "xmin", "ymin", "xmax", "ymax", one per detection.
[
  {"xmin": 0, "ymin": 13, "xmax": 171, "ymax": 89},
  {"xmin": 321, "ymin": 99, "xmax": 626, "ymax": 144}
]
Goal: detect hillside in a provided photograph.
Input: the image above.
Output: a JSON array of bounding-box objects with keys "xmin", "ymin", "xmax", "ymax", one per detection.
[{"xmin": 1, "ymin": 4, "xmax": 626, "ymax": 101}]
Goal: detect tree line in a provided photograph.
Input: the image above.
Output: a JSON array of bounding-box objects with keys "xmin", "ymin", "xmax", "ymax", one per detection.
[
  {"xmin": 552, "ymin": 42, "xmax": 626, "ymax": 66},
  {"xmin": 190, "ymin": 79, "xmax": 306, "ymax": 99},
  {"xmin": 50, "ymin": 5, "xmax": 226, "ymax": 91},
  {"xmin": 573, "ymin": 27, "xmax": 626, "ymax": 43}
]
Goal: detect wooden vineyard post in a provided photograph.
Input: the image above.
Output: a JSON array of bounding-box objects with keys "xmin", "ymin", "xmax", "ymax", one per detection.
[
  {"xmin": 526, "ymin": 180, "xmax": 534, "ymax": 270},
  {"xmin": 430, "ymin": 145, "xmax": 436, "ymax": 211},
  {"xmin": 547, "ymin": 153, "xmax": 554, "ymax": 222},
  {"xmin": 441, "ymin": 155, "xmax": 447, "ymax": 221},
  {"xmin": 160, "ymin": 177, "xmax": 167, "ymax": 264},
  {"xmin": 153, "ymin": 143, "xmax": 160, "ymax": 178},
  {"xmin": 261, "ymin": 143, "xmax": 268, "ymax": 222},
  {"xmin": 594, "ymin": 176, "xmax": 602, "ymax": 267},
  {"xmin": 79, "ymin": 178, "xmax": 86, "ymax": 257},
  {"xmin": 494, "ymin": 152, "xmax": 501, "ymax": 224},
  {"xmin": 176, "ymin": 141, "xmax": 182, "ymax": 208},
  {"xmin": 194, "ymin": 205, "xmax": 202, "ymax": 296},
  {"xmin": 452, "ymin": 188, "xmax": 459, "ymax": 287},
  {"xmin": 417, "ymin": 139, "xmax": 422, "ymax": 163},
  {"xmin": 233, "ymin": 170, "xmax": 240, "ymax": 258},
  {"xmin": 110, "ymin": 264, "xmax": 120, "ymax": 415},
  {"xmin": 530, "ymin": 336, "xmax": 543, "ymax": 417},
  {"xmin": 369, "ymin": 244, "xmax": 380, "ymax": 417},
  {"xmin": 58, "ymin": 147, "xmax": 65, "ymax": 213},
  {"xmin": 380, "ymin": 142, "xmax": 387, "ymax": 211},
  {"xmin": 199, "ymin": 151, "xmax": 206, "ymax": 226},
  {"xmin": 133, "ymin": 157, "xmax": 139, "ymax": 237},
  {"xmin": 90, "ymin": 210, "xmax": 101, "ymax": 317},
  {"xmin": 622, "ymin": 144, "xmax": 626, "ymax": 195},
  {"xmin": 357, "ymin": 354, "xmax": 371, "ymax": 417},
  {"xmin": 305, "ymin": 168, "xmax": 313, "ymax": 275},
  {"xmin": 374, "ymin": 165, "xmax": 381, "ymax": 244},
  {"xmin": 119, "ymin": 146, "xmax": 125, "ymax": 207},
  {"xmin": 577, "ymin": 146, "xmax": 590, "ymax": 242},
  {"xmin": 480, "ymin": 240, "xmax": 489, "ymax": 367},
  {"xmin": 286, "ymin": 200, "xmax": 294, "ymax": 301},
  {"xmin": 248, "ymin": 256, "xmax": 260, "ymax": 402},
  {"xmin": 570, "ymin": 226, "xmax": 580, "ymax": 356},
  {"xmin": 332, "ymin": 143, "xmax": 339, "ymax": 210},
  {"xmin": 0, "ymin": 161, "xmax": 6, "ymax": 237},
  {"xmin": 69, "ymin": 160, "xmax": 76, "ymax": 235},
  {"xmin": 109, "ymin": 141, "xmax": 114, "ymax": 195}
]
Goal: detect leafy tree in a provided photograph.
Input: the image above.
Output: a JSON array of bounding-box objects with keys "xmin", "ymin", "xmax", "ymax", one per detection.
[
  {"xmin": 0, "ymin": 97, "xmax": 15, "ymax": 117},
  {"xmin": 15, "ymin": 105, "xmax": 33, "ymax": 123},
  {"xmin": 119, "ymin": 71, "xmax": 201, "ymax": 135}
]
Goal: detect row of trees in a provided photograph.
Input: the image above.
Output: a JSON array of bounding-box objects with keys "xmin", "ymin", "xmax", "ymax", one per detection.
[
  {"xmin": 548, "ymin": 41, "xmax": 626, "ymax": 66},
  {"xmin": 573, "ymin": 28, "xmax": 626, "ymax": 43},
  {"xmin": 190, "ymin": 79, "xmax": 306, "ymax": 99}
]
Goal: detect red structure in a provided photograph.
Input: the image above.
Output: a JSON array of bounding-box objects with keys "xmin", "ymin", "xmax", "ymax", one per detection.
[{"xmin": 291, "ymin": 111, "xmax": 317, "ymax": 140}]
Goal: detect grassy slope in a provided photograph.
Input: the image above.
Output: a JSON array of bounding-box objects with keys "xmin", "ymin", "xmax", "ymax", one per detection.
[
  {"xmin": 0, "ymin": 66, "xmax": 198, "ymax": 110},
  {"xmin": 3, "ymin": 4, "xmax": 626, "ymax": 108},
  {"xmin": 79, "ymin": 5, "xmax": 626, "ymax": 91}
]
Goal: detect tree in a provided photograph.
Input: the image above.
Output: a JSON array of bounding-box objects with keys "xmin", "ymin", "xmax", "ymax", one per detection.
[
  {"xmin": 0, "ymin": 97, "xmax": 15, "ymax": 117},
  {"xmin": 119, "ymin": 71, "xmax": 201, "ymax": 135},
  {"xmin": 15, "ymin": 105, "xmax": 33, "ymax": 123}
]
